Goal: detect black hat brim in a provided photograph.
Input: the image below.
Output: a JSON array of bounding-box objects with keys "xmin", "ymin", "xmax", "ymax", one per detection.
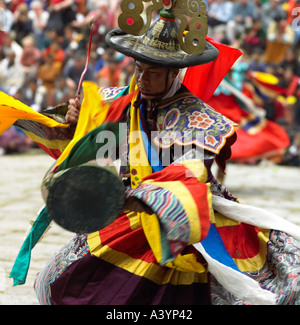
[{"xmin": 105, "ymin": 29, "xmax": 219, "ymax": 69}]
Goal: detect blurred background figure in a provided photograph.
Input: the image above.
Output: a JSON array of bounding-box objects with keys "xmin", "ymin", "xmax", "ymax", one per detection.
[
  {"xmin": 261, "ymin": 0, "xmax": 287, "ymax": 31},
  {"xmin": 0, "ymin": 49, "xmax": 24, "ymax": 95},
  {"xmin": 207, "ymin": 0, "xmax": 233, "ymax": 41},
  {"xmin": 226, "ymin": 0, "xmax": 257, "ymax": 44},
  {"xmin": 0, "ymin": 0, "xmax": 14, "ymax": 32},
  {"xmin": 46, "ymin": 0, "xmax": 77, "ymax": 34},
  {"xmin": 11, "ymin": 3, "xmax": 33, "ymax": 45},
  {"xmin": 62, "ymin": 50, "xmax": 95, "ymax": 91},
  {"xmin": 46, "ymin": 75, "xmax": 75, "ymax": 107},
  {"xmin": 97, "ymin": 56, "xmax": 121, "ymax": 87},
  {"xmin": 20, "ymin": 35, "xmax": 41, "ymax": 77},
  {"xmin": 15, "ymin": 77, "xmax": 47, "ymax": 112},
  {"xmin": 0, "ymin": 32, "xmax": 23, "ymax": 63},
  {"xmin": 0, "ymin": 126, "xmax": 33, "ymax": 154},
  {"xmin": 37, "ymin": 54, "xmax": 62, "ymax": 93},
  {"xmin": 28, "ymin": 1, "xmax": 49, "ymax": 50},
  {"xmin": 264, "ymin": 13, "xmax": 295, "ymax": 64}
]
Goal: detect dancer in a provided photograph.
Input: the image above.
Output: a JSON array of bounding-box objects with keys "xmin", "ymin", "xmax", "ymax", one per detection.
[{"xmin": 8, "ymin": 0, "xmax": 300, "ymax": 305}]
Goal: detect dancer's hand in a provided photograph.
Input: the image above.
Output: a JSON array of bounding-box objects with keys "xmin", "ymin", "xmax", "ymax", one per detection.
[{"xmin": 66, "ymin": 98, "xmax": 81, "ymax": 127}]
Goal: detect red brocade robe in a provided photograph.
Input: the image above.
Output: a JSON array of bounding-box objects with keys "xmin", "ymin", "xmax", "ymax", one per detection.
[
  {"xmin": 42, "ymin": 84, "xmax": 275, "ymax": 305},
  {"xmin": 6, "ymin": 38, "xmax": 300, "ymax": 305},
  {"xmin": 5, "ymin": 82, "xmax": 300, "ymax": 305}
]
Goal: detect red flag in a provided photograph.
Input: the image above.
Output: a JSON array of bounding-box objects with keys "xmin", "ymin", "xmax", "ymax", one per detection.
[
  {"xmin": 105, "ymin": 89, "xmax": 138, "ymax": 122},
  {"xmin": 183, "ymin": 37, "xmax": 243, "ymax": 102}
]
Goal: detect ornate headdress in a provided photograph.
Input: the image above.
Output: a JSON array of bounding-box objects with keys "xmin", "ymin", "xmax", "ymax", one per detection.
[{"xmin": 105, "ymin": 0, "xmax": 219, "ymax": 68}]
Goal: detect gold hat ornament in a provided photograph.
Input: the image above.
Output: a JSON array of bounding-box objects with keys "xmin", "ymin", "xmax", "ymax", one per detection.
[{"xmin": 105, "ymin": 0, "xmax": 219, "ymax": 68}]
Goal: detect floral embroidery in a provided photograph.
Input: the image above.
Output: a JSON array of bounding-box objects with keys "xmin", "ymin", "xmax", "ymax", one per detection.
[
  {"xmin": 160, "ymin": 130, "xmax": 179, "ymax": 146},
  {"xmin": 205, "ymin": 135, "xmax": 218, "ymax": 146},
  {"xmin": 188, "ymin": 112, "xmax": 214, "ymax": 129},
  {"xmin": 155, "ymin": 93, "xmax": 236, "ymax": 154},
  {"xmin": 183, "ymin": 98, "xmax": 197, "ymax": 104}
]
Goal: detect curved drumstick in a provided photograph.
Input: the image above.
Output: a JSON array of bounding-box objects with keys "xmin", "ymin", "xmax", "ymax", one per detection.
[{"xmin": 76, "ymin": 17, "xmax": 94, "ymax": 98}]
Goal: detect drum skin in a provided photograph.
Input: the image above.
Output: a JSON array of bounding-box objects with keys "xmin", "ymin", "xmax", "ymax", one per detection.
[{"xmin": 46, "ymin": 164, "xmax": 125, "ymax": 234}]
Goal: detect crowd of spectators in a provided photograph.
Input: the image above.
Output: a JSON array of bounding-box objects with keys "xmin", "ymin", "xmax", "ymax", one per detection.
[
  {"xmin": 0, "ymin": 0, "xmax": 300, "ymax": 165},
  {"xmin": 0, "ymin": 0, "xmax": 132, "ymax": 154},
  {"xmin": 207, "ymin": 0, "xmax": 300, "ymax": 165},
  {"xmin": 0, "ymin": 0, "xmax": 129, "ymax": 108}
]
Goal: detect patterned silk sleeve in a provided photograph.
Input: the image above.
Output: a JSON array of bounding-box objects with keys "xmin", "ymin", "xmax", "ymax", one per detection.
[
  {"xmin": 14, "ymin": 116, "xmax": 74, "ymax": 159},
  {"xmin": 126, "ymin": 158, "xmax": 214, "ymax": 266}
]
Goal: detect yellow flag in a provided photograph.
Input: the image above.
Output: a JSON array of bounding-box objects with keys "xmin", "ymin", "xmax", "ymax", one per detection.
[
  {"xmin": 0, "ymin": 91, "xmax": 68, "ymax": 135},
  {"xmin": 127, "ymin": 77, "xmax": 153, "ymax": 188},
  {"xmin": 55, "ymin": 81, "xmax": 111, "ymax": 166}
]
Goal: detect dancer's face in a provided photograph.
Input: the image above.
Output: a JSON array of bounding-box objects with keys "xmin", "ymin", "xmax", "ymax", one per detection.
[{"xmin": 134, "ymin": 61, "xmax": 179, "ymax": 100}]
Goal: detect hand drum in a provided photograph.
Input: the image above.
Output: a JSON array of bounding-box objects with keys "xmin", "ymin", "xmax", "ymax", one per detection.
[{"xmin": 45, "ymin": 164, "xmax": 125, "ymax": 234}]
